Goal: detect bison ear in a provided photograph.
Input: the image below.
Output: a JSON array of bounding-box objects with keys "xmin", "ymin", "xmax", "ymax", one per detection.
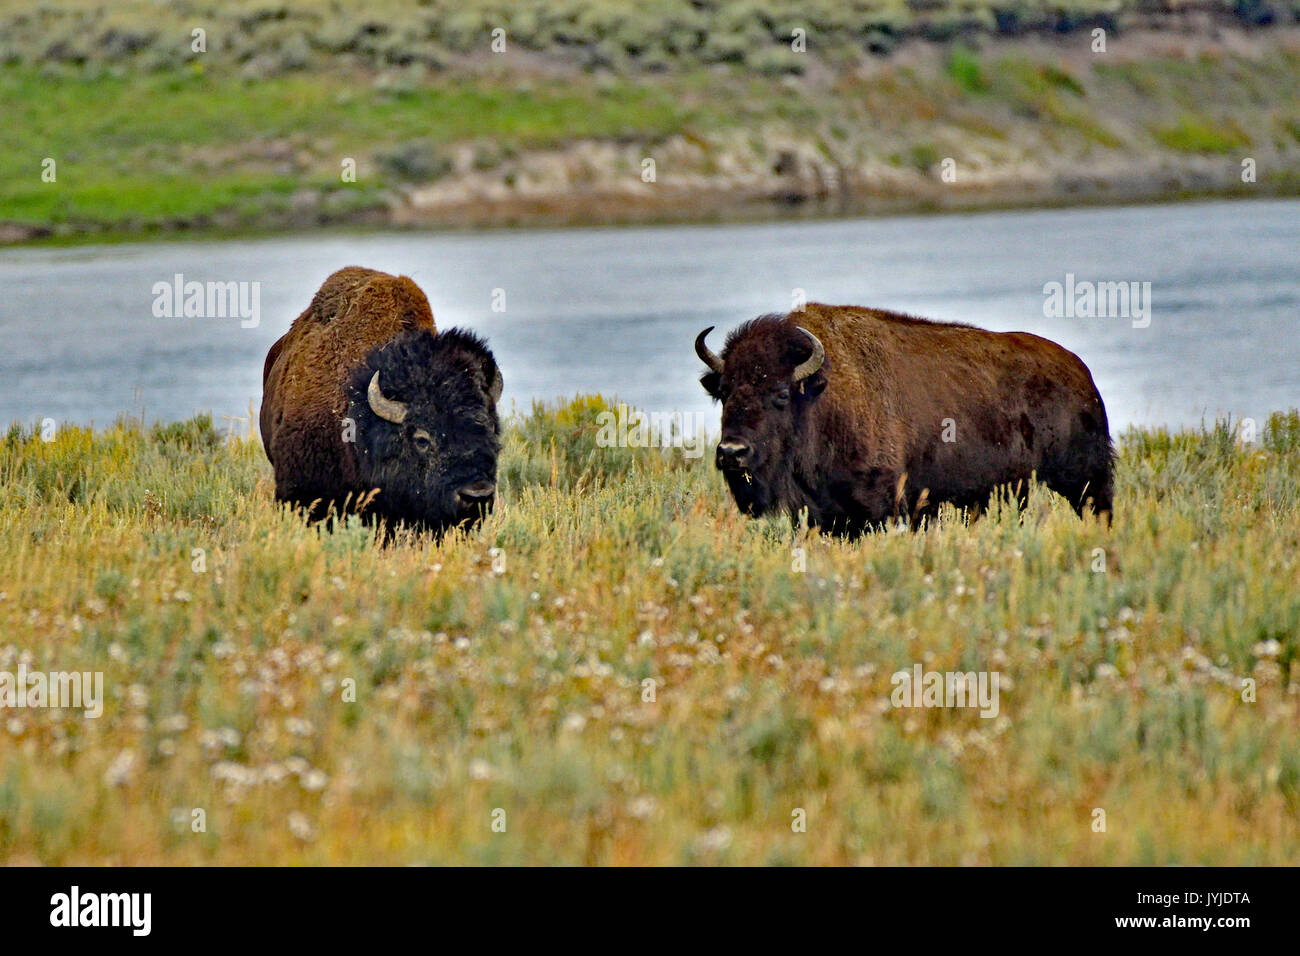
[
  {"xmin": 795, "ymin": 372, "xmax": 827, "ymax": 400},
  {"xmin": 480, "ymin": 354, "xmax": 503, "ymax": 404},
  {"xmin": 700, "ymin": 371, "xmax": 723, "ymax": 400}
]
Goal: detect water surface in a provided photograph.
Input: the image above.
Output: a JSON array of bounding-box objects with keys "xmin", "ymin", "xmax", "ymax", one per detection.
[{"xmin": 1, "ymin": 198, "xmax": 1295, "ymax": 435}]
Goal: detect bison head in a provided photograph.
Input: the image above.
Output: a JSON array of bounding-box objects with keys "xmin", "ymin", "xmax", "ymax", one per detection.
[
  {"xmin": 345, "ymin": 328, "xmax": 502, "ymax": 533},
  {"xmin": 696, "ymin": 315, "xmax": 827, "ymax": 517}
]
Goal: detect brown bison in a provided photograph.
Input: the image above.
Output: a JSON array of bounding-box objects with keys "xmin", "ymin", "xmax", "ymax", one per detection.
[
  {"xmin": 695, "ymin": 303, "xmax": 1112, "ymax": 534},
  {"xmin": 260, "ymin": 266, "xmax": 503, "ymax": 532}
]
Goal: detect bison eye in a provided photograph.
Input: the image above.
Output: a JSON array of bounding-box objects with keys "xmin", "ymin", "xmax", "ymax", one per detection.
[
  {"xmin": 411, "ymin": 429, "xmax": 434, "ymax": 454},
  {"xmin": 771, "ymin": 389, "xmax": 791, "ymax": 410}
]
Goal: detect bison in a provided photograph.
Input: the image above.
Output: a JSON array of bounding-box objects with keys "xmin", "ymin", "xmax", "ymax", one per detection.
[
  {"xmin": 260, "ymin": 266, "xmax": 503, "ymax": 533},
  {"xmin": 695, "ymin": 303, "xmax": 1112, "ymax": 534}
]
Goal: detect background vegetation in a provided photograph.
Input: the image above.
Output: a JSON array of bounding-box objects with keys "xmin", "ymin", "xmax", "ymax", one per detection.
[
  {"xmin": 8, "ymin": 0, "xmax": 1298, "ymax": 74},
  {"xmin": 5, "ymin": 0, "xmax": 1300, "ymax": 239},
  {"xmin": 2, "ymin": 400, "xmax": 1298, "ymax": 864}
]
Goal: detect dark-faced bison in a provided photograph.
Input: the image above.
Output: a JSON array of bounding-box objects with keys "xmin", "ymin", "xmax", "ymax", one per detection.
[
  {"xmin": 695, "ymin": 303, "xmax": 1112, "ymax": 534},
  {"xmin": 260, "ymin": 266, "xmax": 503, "ymax": 533}
]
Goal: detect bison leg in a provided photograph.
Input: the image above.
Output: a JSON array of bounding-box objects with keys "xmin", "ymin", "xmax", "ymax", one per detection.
[
  {"xmin": 1035, "ymin": 400, "xmax": 1114, "ymax": 523},
  {"xmin": 1045, "ymin": 450, "xmax": 1113, "ymax": 523},
  {"xmin": 1078, "ymin": 469, "xmax": 1114, "ymax": 525},
  {"xmin": 858, "ymin": 469, "xmax": 908, "ymax": 531}
]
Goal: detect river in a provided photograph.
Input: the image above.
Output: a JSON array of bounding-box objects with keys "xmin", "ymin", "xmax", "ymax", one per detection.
[{"xmin": 1, "ymin": 197, "xmax": 1295, "ymax": 435}]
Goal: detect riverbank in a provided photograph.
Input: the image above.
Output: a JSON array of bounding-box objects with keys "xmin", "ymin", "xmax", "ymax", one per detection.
[{"xmin": 5, "ymin": 3, "xmax": 1300, "ymax": 245}]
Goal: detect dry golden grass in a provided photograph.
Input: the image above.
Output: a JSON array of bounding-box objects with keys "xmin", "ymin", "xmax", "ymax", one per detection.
[{"xmin": 1, "ymin": 402, "xmax": 1298, "ymax": 864}]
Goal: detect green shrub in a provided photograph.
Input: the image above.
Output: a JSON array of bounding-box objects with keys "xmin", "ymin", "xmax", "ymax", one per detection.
[{"xmin": 946, "ymin": 46, "xmax": 988, "ymax": 94}]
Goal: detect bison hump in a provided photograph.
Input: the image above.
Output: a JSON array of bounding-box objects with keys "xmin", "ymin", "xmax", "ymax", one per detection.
[{"xmin": 305, "ymin": 267, "xmax": 435, "ymax": 335}]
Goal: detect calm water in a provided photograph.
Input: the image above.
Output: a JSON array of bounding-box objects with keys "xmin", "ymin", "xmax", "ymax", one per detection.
[{"xmin": 1, "ymin": 198, "xmax": 1296, "ymax": 434}]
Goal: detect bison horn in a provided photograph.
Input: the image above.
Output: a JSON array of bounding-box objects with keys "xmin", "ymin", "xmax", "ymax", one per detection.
[
  {"xmin": 791, "ymin": 327, "xmax": 825, "ymax": 383},
  {"xmin": 367, "ymin": 371, "xmax": 408, "ymax": 424},
  {"xmin": 488, "ymin": 366, "xmax": 503, "ymax": 404},
  {"xmin": 694, "ymin": 326, "xmax": 724, "ymax": 373}
]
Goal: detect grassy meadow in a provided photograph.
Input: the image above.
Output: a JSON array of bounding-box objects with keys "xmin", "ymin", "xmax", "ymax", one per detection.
[{"xmin": 1, "ymin": 399, "xmax": 1298, "ymax": 865}]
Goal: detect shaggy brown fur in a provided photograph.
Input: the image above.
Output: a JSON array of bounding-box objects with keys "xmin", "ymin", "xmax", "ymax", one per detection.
[
  {"xmin": 260, "ymin": 266, "xmax": 437, "ymax": 516},
  {"xmin": 698, "ymin": 303, "xmax": 1112, "ymax": 533}
]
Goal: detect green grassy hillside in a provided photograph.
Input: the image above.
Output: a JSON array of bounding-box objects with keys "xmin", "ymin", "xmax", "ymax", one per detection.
[{"xmin": 4, "ymin": 1, "xmax": 1300, "ymax": 240}]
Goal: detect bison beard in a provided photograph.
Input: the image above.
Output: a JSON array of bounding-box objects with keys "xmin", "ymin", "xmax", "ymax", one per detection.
[{"xmin": 697, "ymin": 305, "xmax": 1113, "ymax": 535}]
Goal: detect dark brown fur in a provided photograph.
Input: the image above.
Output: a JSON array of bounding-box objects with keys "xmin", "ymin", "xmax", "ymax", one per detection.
[
  {"xmin": 260, "ymin": 266, "xmax": 437, "ymax": 517},
  {"xmin": 699, "ymin": 303, "xmax": 1113, "ymax": 534}
]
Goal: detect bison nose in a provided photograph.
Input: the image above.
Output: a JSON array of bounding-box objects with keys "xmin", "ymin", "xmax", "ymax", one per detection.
[
  {"xmin": 716, "ymin": 439, "xmax": 752, "ymax": 469},
  {"xmin": 456, "ymin": 480, "xmax": 496, "ymax": 506}
]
